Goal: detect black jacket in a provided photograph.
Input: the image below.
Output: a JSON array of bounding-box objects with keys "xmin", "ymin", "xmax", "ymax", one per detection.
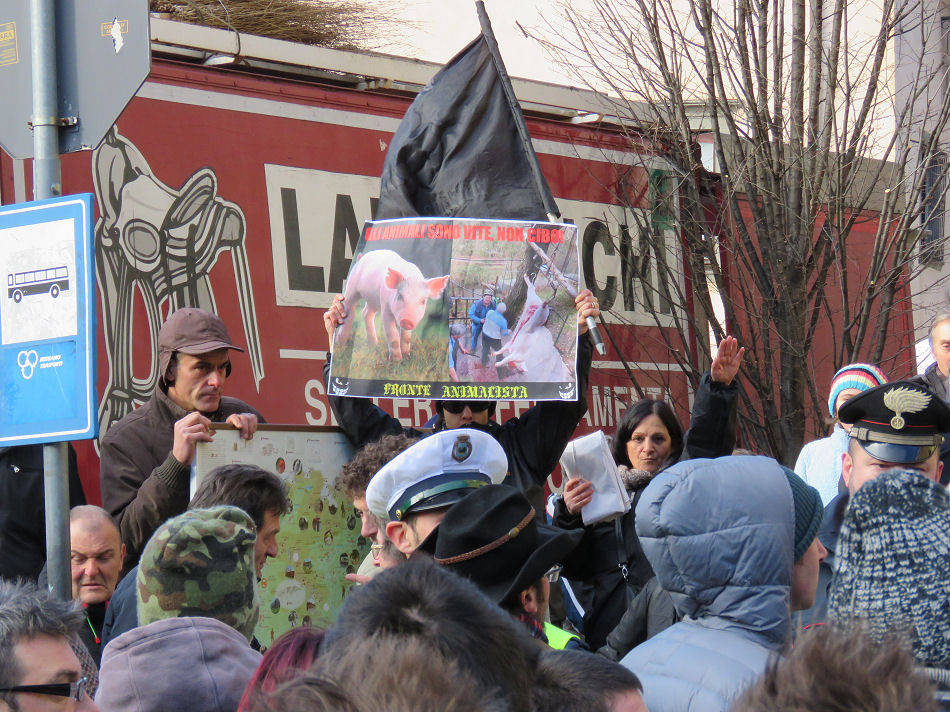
[
  {"xmin": 0, "ymin": 445, "xmax": 85, "ymax": 582},
  {"xmin": 552, "ymin": 373, "xmax": 738, "ymax": 650},
  {"xmin": 100, "ymin": 565, "xmax": 139, "ymax": 648},
  {"xmin": 324, "ymin": 334, "xmax": 594, "ymax": 507}
]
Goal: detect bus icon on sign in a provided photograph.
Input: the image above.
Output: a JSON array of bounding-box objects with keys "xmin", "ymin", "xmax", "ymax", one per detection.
[{"xmin": 7, "ymin": 266, "xmax": 70, "ymax": 303}]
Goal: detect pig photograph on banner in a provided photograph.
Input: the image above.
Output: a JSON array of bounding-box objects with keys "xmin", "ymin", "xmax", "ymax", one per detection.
[{"xmin": 327, "ymin": 217, "xmax": 581, "ymax": 402}]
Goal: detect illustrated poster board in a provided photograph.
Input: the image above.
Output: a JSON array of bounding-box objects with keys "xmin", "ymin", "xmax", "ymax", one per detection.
[
  {"xmin": 192, "ymin": 425, "xmax": 365, "ymax": 646},
  {"xmin": 328, "ymin": 217, "xmax": 581, "ymax": 402}
]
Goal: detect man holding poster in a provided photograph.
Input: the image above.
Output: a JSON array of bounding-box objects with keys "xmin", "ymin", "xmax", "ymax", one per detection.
[
  {"xmin": 321, "ymin": 1, "xmax": 602, "ymax": 508},
  {"xmin": 323, "ymin": 282, "xmax": 598, "ymax": 507}
]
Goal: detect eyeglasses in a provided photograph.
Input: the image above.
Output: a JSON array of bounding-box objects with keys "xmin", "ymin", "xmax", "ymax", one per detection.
[
  {"xmin": 0, "ymin": 676, "xmax": 89, "ymax": 702},
  {"xmin": 441, "ymin": 401, "xmax": 492, "ymax": 415},
  {"xmin": 544, "ymin": 564, "xmax": 563, "ymax": 584}
]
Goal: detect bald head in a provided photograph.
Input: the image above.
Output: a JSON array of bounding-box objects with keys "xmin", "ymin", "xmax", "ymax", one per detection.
[
  {"xmin": 69, "ymin": 506, "xmax": 124, "ymax": 605},
  {"xmin": 70, "ymin": 504, "xmax": 118, "ymax": 532}
]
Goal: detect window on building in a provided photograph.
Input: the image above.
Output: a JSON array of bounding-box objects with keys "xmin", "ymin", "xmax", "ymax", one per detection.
[{"xmin": 921, "ymin": 149, "xmax": 947, "ymax": 265}]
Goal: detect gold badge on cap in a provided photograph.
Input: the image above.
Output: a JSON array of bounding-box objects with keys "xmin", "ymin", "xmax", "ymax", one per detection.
[
  {"xmin": 882, "ymin": 386, "xmax": 930, "ymax": 430},
  {"xmin": 451, "ymin": 434, "xmax": 472, "ymax": 462}
]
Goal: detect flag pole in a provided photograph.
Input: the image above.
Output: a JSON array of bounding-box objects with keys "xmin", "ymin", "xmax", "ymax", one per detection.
[
  {"xmin": 475, "ymin": 1, "xmax": 559, "ymax": 222},
  {"xmin": 474, "ymin": 1, "xmax": 607, "ymax": 355}
]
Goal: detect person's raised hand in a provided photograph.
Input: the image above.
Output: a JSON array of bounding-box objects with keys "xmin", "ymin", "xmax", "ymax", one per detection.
[
  {"xmin": 710, "ymin": 335, "xmax": 745, "ymax": 385},
  {"xmin": 171, "ymin": 411, "xmax": 214, "ymax": 466},
  {"xmin": 563, "ymin": 476, "xmax": 595, "ymax": 514}
]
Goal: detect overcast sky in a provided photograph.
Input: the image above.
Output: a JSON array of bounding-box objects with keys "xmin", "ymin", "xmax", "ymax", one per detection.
[{"xmin": 389, "ymin": 0, "xmax": 579, "ymax": 86}]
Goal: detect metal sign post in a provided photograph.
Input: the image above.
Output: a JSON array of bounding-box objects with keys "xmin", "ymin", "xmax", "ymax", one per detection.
[
  {"xmin": 0, "ymin": 0, "xmax": 151, "ymax": 158},
  {"xmin": 31, "ymin": 0, "xmax": 69, "ymax": 599}
]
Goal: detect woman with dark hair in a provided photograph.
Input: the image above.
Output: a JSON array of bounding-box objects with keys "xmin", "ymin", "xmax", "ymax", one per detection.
[
  {"xmin": 552, "ymin": 337, "xmax": 744, "ymax": 651},
  {"xmin": 611, "ymin": 399, "xmax": 684, "ymax": 470},
  {"xmin": 237, "ymin": 626, "xmax": 325, "ymax": 712}
]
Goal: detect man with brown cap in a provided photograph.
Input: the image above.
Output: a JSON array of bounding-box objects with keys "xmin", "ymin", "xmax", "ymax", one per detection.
[{"xmin": 99, "ymin": 307, "xmax": 262, "ymax": 572}]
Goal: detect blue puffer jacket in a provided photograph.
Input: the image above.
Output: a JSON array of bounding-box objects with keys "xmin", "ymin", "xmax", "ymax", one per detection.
[{"xmin": 620, "ymin": 456, "xmax": 795, "ymax": 712}]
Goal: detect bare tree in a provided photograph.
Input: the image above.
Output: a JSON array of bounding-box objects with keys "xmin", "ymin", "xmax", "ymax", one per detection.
[{"xmin": 525, "ymin": 0, "xmax": 950, "ymax": 462}]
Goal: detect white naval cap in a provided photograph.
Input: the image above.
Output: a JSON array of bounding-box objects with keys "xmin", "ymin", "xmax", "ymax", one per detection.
[{"xmin": 365, "ymin": 428, "xmax": 508, "ymax": 521}]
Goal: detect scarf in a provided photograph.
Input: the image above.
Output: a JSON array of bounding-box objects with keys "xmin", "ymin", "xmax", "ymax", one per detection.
[{"xmin": 618, "ymin": 465, "xmax": 655, "ymax": 493}]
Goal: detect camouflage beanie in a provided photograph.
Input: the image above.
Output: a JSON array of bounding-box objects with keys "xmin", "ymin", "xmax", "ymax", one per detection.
[{"xmin": 137, "ymin": 505, "xmax": 260, "ymax": 643}]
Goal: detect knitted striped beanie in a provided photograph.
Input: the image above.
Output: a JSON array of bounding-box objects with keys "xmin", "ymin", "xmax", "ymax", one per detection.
[{"xmin": 828, "ymin": 363, "xmax": 887, "ymax": 416}]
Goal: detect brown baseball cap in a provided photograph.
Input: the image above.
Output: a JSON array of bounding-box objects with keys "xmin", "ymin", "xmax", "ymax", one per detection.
[{"xmin": 158, "ymin": 308, "xmax": 243, "ymax": 380}]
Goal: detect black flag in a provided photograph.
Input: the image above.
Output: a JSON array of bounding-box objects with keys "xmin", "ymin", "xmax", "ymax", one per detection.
[{"xmin": 375, "ymin": 4, "xmax": 559, "ymax": 221}]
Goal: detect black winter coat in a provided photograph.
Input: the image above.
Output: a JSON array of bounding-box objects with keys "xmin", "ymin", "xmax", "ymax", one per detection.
[
  {"xmin": 552, "ymin": 373, "xmax": 738, "ymax": 650},
  {"xmin": 324, "ymin": 335, "xmax": 594, "ymax": 509},
  {"xmin": 0, "ymin": 445, "xmax": 85, "ymax": 582}
]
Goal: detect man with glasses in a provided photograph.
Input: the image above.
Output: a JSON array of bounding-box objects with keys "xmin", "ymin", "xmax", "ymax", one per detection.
[
  {"xmin": 323, "ymin": 290, "xmax": 600, "ymax": 509},
  {"xmin": 0, "ymin": 580, "xmax": 98, "ymax": 711}
]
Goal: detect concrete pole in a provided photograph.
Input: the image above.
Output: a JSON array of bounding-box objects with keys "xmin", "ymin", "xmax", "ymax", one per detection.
[{"xmin": 31, "ymin": 0, "xmax": 70, "ymax": 599}]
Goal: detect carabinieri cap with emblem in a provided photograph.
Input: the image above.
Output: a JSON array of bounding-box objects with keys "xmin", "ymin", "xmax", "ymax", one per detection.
[
  {"xmin": 365, "ymin": 428, "xmax": 509, "ymax": 522},
  {"xmin": 838, "ymin": 380, "xmax": 950, "ymax": 464}
]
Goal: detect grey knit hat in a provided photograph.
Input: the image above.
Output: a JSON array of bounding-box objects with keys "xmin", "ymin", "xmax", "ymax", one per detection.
[{"xmin": 828, "ymin": 468, "xmax": 950, "ymax": 668}]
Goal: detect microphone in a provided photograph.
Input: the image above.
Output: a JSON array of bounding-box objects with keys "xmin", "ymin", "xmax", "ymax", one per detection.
[{"xmin": 586, "ymin": 316, "xmax": 606, "ymax": 355}]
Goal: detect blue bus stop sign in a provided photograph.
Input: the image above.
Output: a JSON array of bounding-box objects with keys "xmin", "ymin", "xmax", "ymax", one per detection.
[{"xmin": 0, "ymin": 195, "xmax": 96, "ymax": 445}]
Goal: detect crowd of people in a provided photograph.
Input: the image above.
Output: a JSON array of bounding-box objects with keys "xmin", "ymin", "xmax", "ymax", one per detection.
[{"xmin": 2, "ymin": 302, "xmax": 950, "ymax": 712}]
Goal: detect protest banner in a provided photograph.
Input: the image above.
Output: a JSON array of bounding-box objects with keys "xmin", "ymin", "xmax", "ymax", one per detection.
[{"xmin": 328, "ymin": 216, "xmax": 580, "ymax": 401}]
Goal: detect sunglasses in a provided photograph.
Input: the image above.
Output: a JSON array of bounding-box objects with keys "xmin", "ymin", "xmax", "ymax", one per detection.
[
  {"xmin": 0, "ymin": 677, "xmax": 89, "ymax": 702},
  {"xmin": 441, "ymin": 401, "xmax": 492, "ymax": 415}
]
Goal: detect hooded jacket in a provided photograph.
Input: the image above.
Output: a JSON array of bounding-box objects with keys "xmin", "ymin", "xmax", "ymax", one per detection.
[
  {"xmin": 95, "ymin": 616, "xmax": 261, "ymax": 712},
  {"xmin": 621, "ymin": 456, "xmax": 795, "ymax": 712}
]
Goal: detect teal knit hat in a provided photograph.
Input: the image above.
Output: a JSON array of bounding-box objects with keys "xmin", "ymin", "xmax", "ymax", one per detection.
[
  {"xmin": 781, "ymin": 467, "xmax": 824, "ymax": 561},
  {"xmin": 137, "ymin": 505, "xmax": 260, "ymax": 642}
]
